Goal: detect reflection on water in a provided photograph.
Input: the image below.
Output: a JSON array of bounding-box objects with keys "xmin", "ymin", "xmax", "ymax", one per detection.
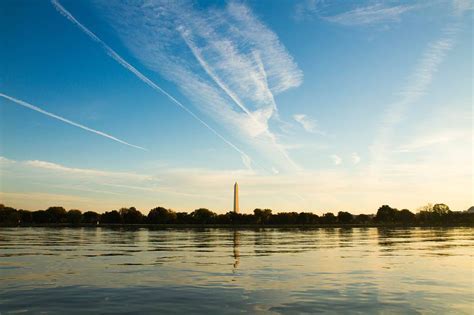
[
  {"xmin": 233, "ymin": 230, "xmax": 240, "ymax": 271},
  {"xmin": 0, "ymin": 227, "xmax": 473, "ymax": 314}
]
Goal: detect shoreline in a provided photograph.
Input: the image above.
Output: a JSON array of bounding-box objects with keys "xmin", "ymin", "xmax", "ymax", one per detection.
[{"xmin": 2, "ymin": 223, "xmax": 473, "ymax": 228}]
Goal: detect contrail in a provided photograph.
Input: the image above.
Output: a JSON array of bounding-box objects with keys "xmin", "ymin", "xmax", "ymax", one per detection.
[
  {"xmin": 51, "ymin": 0, "xmax": 264, "ymax": 172},
  {"xmin": 369, "ymin": 22, "xmax": 461, "ymax": 176},
  {"xmin": 0, "ymin": 92, "xmax": 147, "ymax": 151},
  {"xmin": 181, "ymin": 30, "xmax": 300, "ymax": 171}
]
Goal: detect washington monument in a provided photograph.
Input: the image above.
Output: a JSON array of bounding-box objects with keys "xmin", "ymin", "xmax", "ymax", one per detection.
[{"xmin": 233, "ymin": 182, "xmax": 239, "ymax": 213}]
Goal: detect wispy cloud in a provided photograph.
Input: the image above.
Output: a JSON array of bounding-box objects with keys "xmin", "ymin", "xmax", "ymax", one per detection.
[
  {"xmin": 293, "ymin": 114, "xmax": 325, "ymax": 135},
  {"xmin": 1, "ymin": 156, "xmax": 151, "ymax": 181},
  {"xmin": 330, "ymin": 154, "xmax": 342, "ymax": 165},
  {"xmin": 370, "ymin": 22, "xmax": 461, "ymax": 170},
  {"xmin": 369, "ymin": 0, "xmax": 472, "ymax": 176},
  {"xmin": 51, "ymin": 0, "xmax": 259, "ymax": 171},
  {"xmin": 0, "ymin": 92, "xmax": 146, "ymax": 150},
  {"xmin": 325, "ymin": 3, "xmax": 417, "ymax": 26},
  {"xmin": 24, "ymin": 159, "xmax": 152, "ymax": 181},
  {"xmin": 453, "ymin": 0, "xmax": 474, "ymax": 15},
  {"xmin": 83, "ymin": 0, "xmax": 302, "ymax": 172},
  {"xmin": 294, "ymin": 0, "xmax": 322, "ymax": 21},
  {"xmin": 294, "ymin": 1, "xmax": 417, "ymax": 25},
  {"xmin": 351, "ymin": 152, "xmax": 361, "ymax": 165},
  {"xmin": 396, "ymin": 129, "xmax": 469, "ymax": 153}
]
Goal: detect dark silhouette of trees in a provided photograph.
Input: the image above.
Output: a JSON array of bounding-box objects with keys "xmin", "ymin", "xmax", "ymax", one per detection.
[
  {"xmin": 119, "ymin": 207, "xmax": 143, "ymax": 224},
  {"xmin": 18, "ymin": 210, "xmax": 33, "ymax": 224},
  {"xmin": 417, "ymin": 203, "xmax": 452, "ymax": 225},
  {"xmin": 100, "ymin": 210, "xmax": 121, "ymax": 224},
  {"xmin": 433, "ymin": 203, "xmax": 450, "ymax": 214},
  {"xmin": 297, "ymin": 212, "xmax": 319, "ymax": 224},
  {"xmin": 176, "ymin": 212, "xmax": 192, "ymax": 224},
  {"xmin": 254, "ymin": 209, "xmax": 272, "ymax": 224},
  {"xmin": 1, "ymin": 203, "xmax": 473, "ymax": 227},
  {"xmin": 148, "ymin": 207, "xmax": 177, "ymax": 224},
  {"xmin": 0, "ymin": 205, "xmax": 19, "ymax": 225},
  {"xmin": 191, "ymin": 208, "xmax": 216, "ymax": 224},
  {"xmin": 374, "ymin": 205, "xmax": 398, "ymax": 223},
  {"xmin": 354, "ymin": 214, "xmax": 371, "ymax": 224},
  {"xmin": 32, "ymin": 210, "xmax": 49, "ymax": 223},
  {"xmin": 66, "ymin": 210, "xmax": 83, "ymax": 225},
  {"xmin": 83, "ymin": 211, "xmax": 100, "ymax": 224},
  {"xmin": 45, "ymin": 207, "xmax": 67, "ymax": 223},
  {"xmin": 337, "ymin": 211, "xmax": 353, "ymax": 224},
  {"xmin": 321, "ymin": 212, "xmax": 337, "ymax": 224},
  {"xmin": 397, "ymin": 209, "xmax": 415, "ymax": 224},
  {"xmin": 272, "ymin": 212, "xmax": 299, "ymax": 224}
]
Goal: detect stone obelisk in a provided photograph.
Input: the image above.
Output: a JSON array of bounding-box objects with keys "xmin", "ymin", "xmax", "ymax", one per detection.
[{"xmin": 233, "ymin": 182, "xmax": 239, "ymax": 213}]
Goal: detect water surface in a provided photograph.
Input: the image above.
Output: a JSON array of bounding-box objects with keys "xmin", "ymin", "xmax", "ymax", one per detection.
[{"xmin": 0, "ymin": 227, "xmax": 473, "ymax": 314}]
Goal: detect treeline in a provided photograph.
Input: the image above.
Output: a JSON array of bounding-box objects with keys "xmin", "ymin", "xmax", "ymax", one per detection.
[{"xmin": 0, "ymin": 203, "xmax": 473, "ymax": 226}]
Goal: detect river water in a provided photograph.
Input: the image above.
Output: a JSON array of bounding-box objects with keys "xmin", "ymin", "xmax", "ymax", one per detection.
[{"xmin": 0, "ymin": 227, "xmax": 473, "ymax": 314}]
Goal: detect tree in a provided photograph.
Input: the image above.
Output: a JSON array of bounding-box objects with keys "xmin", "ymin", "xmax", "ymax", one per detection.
[
  {"xmin": 397, "ymin": 209, "xmax": 415, "ymax": 224},
  {"xmin": 32, "ymin": 210, "xmax": 49, "ymax": 223},
  {"xmin": 18, "ymin": 210, "xmax": 33, "ymax": 224},
  {"xmin": 433, "ymin": 204, "xmax": 450, "ymax": 215},
  {"xmin": 337, "ymin": 211, "xmax": 353, "ymax": 224},
  {"xmin": 298, "ymin": 212, "xmax": 319, "ymax": 224},
  {"xmin": 417, "ymin": 203, "xmax": 451, "ymax": 224},
  {"xmin": 272, "ymin": 212, "xmax": 299, "ymax": 224},
  {"xmin": 0, "ymin": 206, "xmax": 19, "ymax": 226},
  {"xmin": 120, "ymin": 207, "xmax": 143, "ymax": 224},
  {"xmin": 321, "ymin": 212, "xmax": 337, "ymax": 224},
  {"xmin": 254, "ymin": 208, "xmax": 272, "ymax": 224},
  {"xmin": 100, "ymin": 210, "xmax": 121, "ymax": 224},
  {"xmin": 45, "ymin": 207, "xmax": 67, "ymax": 223},
  {"xmin": 374, "ymin": 205, "xmax": 398, "ymax": 223},
  {"xmin": 148, "ymin": 207, "xmax": 177, "ymax": 224},
  {"xmin": 83, "ymin": 211, "xmax": 100, "ymax": 224},
  {"xmin": 176, "ymin": 212, "xmax": 192, "ymax": 224},
  {"xmin": 66, "ymin": 209, "xmax": 83, "ymax": 225},
  {"xmin": 354, "ymin": 214, "xmax": 371, "ymax": 224},
  {"xmin": 418, "ymin": 203, "xmax": 433, "ymax": 212},
  {"xmin": 191, "ymin": 208, "xmax": 216, "ymax": 224}
]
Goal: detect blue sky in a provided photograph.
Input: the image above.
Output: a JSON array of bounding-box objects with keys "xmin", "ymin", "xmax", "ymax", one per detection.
[{"xmin": 0, "ymin": 0, "xmax": 472, "ymax": 213}]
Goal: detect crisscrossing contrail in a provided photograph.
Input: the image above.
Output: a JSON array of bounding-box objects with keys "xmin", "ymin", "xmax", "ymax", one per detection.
[{"xmin": 0, "ymin": 92, "xmax": 147, "ymax": 151}]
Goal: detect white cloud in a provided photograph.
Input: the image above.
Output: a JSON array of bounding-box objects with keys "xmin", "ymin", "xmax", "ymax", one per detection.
[
  {"xmin": 24, "ymin": 159, "xmax": 152, "ymax": 181},
  {"xmin": 294, "ymin": 0, "xmax": 322, "ymax": 21},
  {"xmin": 325, "ymin": 3, "xmax": 416, "ymax": 26},
  {"xmin": 0, "ymin": 92, "xmax": 146, "ymax": 151},
  {"xmin": 293, "ymin": 114, "xmax": 325, "ymax": 135},
  {"xmin": 330, "ymin": 154, "xmax": 342, "ymax": 165},
  {"xmin": 83, "ymin": 0, "xmax": 302, "ymax": 171},
  {"xmin": 52, "ymin": 0, "xmax": 255, "ymax": 170},
  {"xmin": 453, "ymin": 0, "xmax": 473, "ymax": 15},
  {"xmin": 351, "ymin": 153, "xmax": 361, "ymax": 164},
  {"xmin": 396, "ymin": 130, "xmax": 468, "ymax": 153},
  {"xmin": 294, "ymin": 1, "xmax": 417, "ymax": 25},
  {"xmin": 370, "ymin": 22, "xmax": 461, "ymax": 173}
]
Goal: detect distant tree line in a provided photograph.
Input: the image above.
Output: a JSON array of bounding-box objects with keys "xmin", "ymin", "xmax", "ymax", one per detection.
[{"xmin": 0, "ymin": 203, "xmax": 473, "ymax": 226}]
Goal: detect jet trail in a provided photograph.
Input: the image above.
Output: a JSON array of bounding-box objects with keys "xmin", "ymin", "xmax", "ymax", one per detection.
[
  {"xmin": 51, "ymin": 0, "xmax": 263, "ymax": 171},
  {"xmin": 0, "ymin": 93, "xmax": 147, "ymax": 151}
]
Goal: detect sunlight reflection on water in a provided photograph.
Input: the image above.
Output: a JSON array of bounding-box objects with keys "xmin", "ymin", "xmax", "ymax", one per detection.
[{"xmin": 0, "ymin": 227, "xmax": 473, "ymax": 314}]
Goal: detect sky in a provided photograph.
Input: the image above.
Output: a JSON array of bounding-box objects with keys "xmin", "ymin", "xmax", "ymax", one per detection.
[{"xmin": 0, "ymin": 0, "xmax": 472, "ymax": 214}]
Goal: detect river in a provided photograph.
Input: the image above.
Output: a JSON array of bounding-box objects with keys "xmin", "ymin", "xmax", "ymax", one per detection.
[{"xmin": 0, "ymin": 227, "xmax": 472, "ymax": 314}]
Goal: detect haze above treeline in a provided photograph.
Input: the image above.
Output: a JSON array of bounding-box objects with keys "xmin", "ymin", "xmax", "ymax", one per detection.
[{"xmin": 1, "ymin": 203, "xmax": 473, "ymax": 226}]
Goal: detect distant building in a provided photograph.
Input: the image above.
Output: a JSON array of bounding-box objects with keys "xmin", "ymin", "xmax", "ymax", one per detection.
[{"xmin": 233, "ymin": 182, "xmax": 239, "ymax": 213}]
